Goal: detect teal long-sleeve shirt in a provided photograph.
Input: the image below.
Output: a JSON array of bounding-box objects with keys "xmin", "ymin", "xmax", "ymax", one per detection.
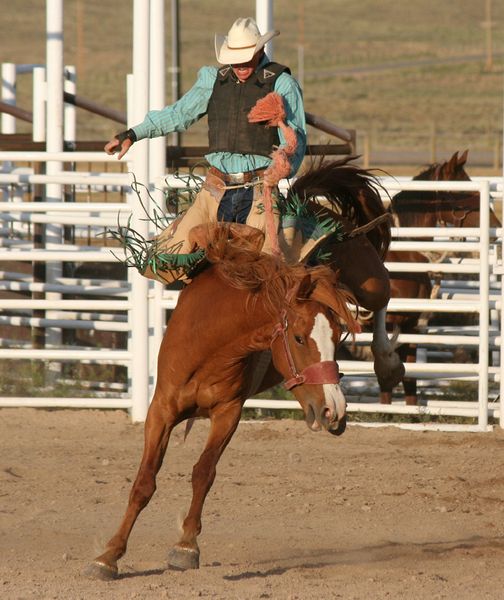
[{"xmin": 132, "ymin": 56, "xmax": 307, "ymax": 178}]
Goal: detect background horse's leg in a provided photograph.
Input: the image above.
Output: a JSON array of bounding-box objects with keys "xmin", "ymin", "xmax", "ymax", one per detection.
[
  {"xmin": 85, "ymin": 396, "xmax": 175, "ymax": 580},
  {"xmin": 168, "ymin": 402, "xmax": 242, "ymax": 571}
]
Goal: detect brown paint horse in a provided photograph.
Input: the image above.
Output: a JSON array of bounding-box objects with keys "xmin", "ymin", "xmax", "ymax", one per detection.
[
  {"xmin": 390, "ymin": 150, "xmax": 500, "ymax": 229},
  {"xmin": 86, "ymin": 226, "xmax": 361, "ymax": 578},
  {"xmin": 289, "ymin": 158, "xmax": 404, "ymax": 392},
  {"xmin": 380, "ymin": 150, "xmax": 500, "ymax": 404}
]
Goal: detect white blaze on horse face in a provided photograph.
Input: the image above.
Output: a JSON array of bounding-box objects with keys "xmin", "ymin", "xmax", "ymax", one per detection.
[{"xmin": 310, "ymin": 313, "xmax": 346, "ymax": 421}]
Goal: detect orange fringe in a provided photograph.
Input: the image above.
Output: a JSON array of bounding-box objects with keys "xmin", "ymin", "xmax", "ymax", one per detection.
[{"xmin": 248, "ymin": 92, "xmax": 299, "ymax": 257}]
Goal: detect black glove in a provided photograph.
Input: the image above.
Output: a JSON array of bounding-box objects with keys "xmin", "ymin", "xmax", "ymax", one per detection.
[{"xmin": 114, "ymin": 128, "xmax": 137, "ymax": 151}]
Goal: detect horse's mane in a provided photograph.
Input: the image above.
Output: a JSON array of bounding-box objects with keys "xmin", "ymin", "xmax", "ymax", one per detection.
[
  {"xmin": 203, "ymin": 225, "xmax": 358, "ymax": 330},
  {"xmin": 290, "ymin": 156, "xmax": 391, "ymax": 259},
  {"xmin": 412, "ymin": 162, "xmax": 441, "ymax": 181}
]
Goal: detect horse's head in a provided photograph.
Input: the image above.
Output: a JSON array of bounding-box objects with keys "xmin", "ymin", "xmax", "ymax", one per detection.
[
  {"xmin": 393, "ymin": 150, "xmax": 501, "ymax": 228},
  {"xmin": 270, "ymin": 271, "xmax": 360, "ymax": 436},
  {"xmin": 433, "ymin": 150, "xmax": 482, "ymax": 227}
]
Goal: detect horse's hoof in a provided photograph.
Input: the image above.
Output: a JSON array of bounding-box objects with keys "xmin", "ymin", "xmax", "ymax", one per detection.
[
  {"xmin": 167, "ymin": 545, "xmax": 200, "ymax": 570},
  {"xmin": 83, "ymin": 560, "xmax": 119, "ymax": 581}
]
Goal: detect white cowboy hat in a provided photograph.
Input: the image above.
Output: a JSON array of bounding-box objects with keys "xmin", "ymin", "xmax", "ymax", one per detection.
[{"xmin": 215, "ymin": 17, "xmax": 279, "ymax": 65}]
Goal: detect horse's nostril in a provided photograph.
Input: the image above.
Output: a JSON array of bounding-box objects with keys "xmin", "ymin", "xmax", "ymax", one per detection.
[{"xmin": 322, "ymin": 406, "xmax": 334, "ymax": 422}]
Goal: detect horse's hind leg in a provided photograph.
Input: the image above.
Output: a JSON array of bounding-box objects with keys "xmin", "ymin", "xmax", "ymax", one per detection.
[
  {"xmin": 85, "ymin": 397, "xmax": 174, "ymax": 580},
  {"xmin": 168, "ymin": 402, "xmax": 242, "ymax": 571},
  {"xmin": 371, "ymin": 310, "xmax": 405, "ymax": 391},
  {"xmin": 402, "ymin": 343, "xmax": 418, "ymax": 405}
]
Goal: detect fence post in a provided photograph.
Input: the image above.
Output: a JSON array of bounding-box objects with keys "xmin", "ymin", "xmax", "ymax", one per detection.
[
  {"xmin": 45, "ymin": 0, "xmax": 65, "ymax": 374},
  {"xmin": 362, "ymin": 132, "xmax": 370, "ymax": 169},
  {"xmin": 478, "ymin": 180, "xmax": 490, "ymax": 430},
  {"xmin": 32, "ymin": 67, "xmax": 46, "ymax": 142},
  {"xmin": 429, "ymin": 120, "xmax": 437, "ymax": 163},
  {"xmin": 129, "ymin": 0, "xmax": 151, "ymax": 422},
  {"xmin": 64, "ymin": 66, "xmax": 76, "ymax": 146},
  {"xmin": 1, "ymin": 63, "xmax": 16, "ymax": 134},
  {"xmin": 149, "ymin": 0, "xmax": 167, "ymax": 393}
]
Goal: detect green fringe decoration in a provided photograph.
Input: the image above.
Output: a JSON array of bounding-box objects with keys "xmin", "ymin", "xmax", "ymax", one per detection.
[
  {"xmin": 105, "ymin": 169, "xmax": 207, "ymax": 279},
  {"xmin": 148, "ymin": 248, "xmax": 205, "ymax": 276},
  {"xmin": 278, "ymin": 191, "xmax": 346, "ymax": 265},
  {"xmin": 278, "ymin": 192, "xmax": 345, "ymax": 242},
  {"xmin": 106, "ymin": 171, "xmax": 349, "ymax": 277}
]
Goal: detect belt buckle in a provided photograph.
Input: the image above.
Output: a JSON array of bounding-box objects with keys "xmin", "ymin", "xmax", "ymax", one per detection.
[{"xmin": 227, "ymin": 172, "xmax": 245, "ymax": 184}]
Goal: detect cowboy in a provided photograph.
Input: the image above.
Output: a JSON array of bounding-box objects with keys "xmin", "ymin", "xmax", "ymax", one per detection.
[{"xmin": 105, "ymin": 17, "xmax": 306, "ymax": 283}]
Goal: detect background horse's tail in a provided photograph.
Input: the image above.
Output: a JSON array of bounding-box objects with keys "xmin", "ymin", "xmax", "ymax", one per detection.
[{"xmin": 290, "ymin": 156, "xmax": 391, "ymax": 259}]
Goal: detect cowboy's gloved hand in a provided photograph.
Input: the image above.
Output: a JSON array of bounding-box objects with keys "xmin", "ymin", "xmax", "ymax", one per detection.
[{"xmin": 104, "ymin": 129, "xmax": 137, "ymax": 159}]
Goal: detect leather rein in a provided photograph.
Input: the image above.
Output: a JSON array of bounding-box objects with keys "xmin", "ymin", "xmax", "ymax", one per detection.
[{"xmin": 270, "ymin": 309, "xmax": 340, "ymax": 391}]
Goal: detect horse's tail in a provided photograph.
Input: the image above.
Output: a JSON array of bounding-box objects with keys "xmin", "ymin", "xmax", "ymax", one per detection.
[{"xmin": 290, "ymin": 156, "xmax": 391, "ymax": 259}]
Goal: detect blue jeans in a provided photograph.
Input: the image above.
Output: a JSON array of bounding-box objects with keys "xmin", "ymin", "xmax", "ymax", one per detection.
[{"xmin": 217, "ymin": 187, "xmax": 254, "ymax": 224}]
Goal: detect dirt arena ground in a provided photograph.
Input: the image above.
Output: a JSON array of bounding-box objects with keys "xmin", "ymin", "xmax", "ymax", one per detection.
[{"xmin": 1, "ymin": 408, "xmax": 504, "ymax": 599}]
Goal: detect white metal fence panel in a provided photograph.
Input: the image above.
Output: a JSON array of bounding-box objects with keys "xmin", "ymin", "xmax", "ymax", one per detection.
[{"xmin": 0, "ymin": 152, "xmax": 502, "ymax": 431}]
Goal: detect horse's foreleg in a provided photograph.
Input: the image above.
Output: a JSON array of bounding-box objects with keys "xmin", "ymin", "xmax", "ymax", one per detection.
[
  {"xmin": 168, "ymin": 402, "xmax": 242, "ymax": 571},
  {"xmin": 372, "ymin": 309, "xmax": 405, "ymax": 392},
  {"xmin": 85, "ymin": 397, "xmax": 174, "ymax": 580}
]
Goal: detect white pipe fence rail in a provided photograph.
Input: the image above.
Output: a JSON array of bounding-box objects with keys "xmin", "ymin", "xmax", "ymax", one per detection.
[{"xmin": 0, "ymin": 151, "xmax": 502, "ymax": 432}]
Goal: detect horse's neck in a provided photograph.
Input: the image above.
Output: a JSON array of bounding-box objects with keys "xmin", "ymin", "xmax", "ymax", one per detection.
[
  {"xmin": 392, "ymin": 205, "xmax": 437, "ymax": 228},
  {"xmin": 176, "ymin": 277, "xmax": 276, "ymax": 354}
]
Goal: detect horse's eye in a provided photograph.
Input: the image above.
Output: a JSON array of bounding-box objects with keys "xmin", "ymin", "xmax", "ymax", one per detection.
[{"xmin": 294, "ymin": 335, "xmax": 304, "ymax": 345}]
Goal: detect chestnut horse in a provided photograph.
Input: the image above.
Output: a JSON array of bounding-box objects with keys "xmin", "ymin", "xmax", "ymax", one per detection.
[
  {"xmin": 380, "ymin": 150, "xmax": 500, "ymax": 404},
  {"xmin": 86, "ymin": 227, "xmax": 360, "ymax": 578}
]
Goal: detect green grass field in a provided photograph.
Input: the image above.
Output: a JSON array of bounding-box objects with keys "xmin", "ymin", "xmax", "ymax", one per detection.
[{"xmin": 2, "ymin": 0, "xmax": 503, "ymax": 170}]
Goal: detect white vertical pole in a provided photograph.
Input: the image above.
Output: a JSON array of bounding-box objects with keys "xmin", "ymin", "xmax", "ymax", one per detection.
[
  {"xmin": 1, "ymin": 63, "xmax": 16, "ymax": 134},
  {"xmin": 45, "ymin": 0, "xmax": 64, "ymax": 358},
  {"xmin": 126, "ymin": 74, "xmax": 134, "ymax": 128},
  {"xmin": 129, "ymin": 0, "xmax": 151, "ymax": 422},
  {"xmin": 46, "ymin": 0, "xmax": 64, "ymax": 199},
  {"xmin": 256, "ymin": 0, "xmax": 274, "ymax": 58},
  {"xmin": 500, "ymin": 80, "xmax": 504, "ymax": 429},
  {"xmin": 478, "ymin": 181, "xmax": 490, "ymax": 430},
  {"xmin": 149, "ymin": 0, "xmax": 166, "ymax": 386},
  {"xmin": 1, "ymin": 63, "xmax": 16, "ymax": 198},
  {"xmin": 169, "ymin": 0, "xmax": 180, "ymax": 146},
  {"xmin": 32, "ymin": 67, "xmax": 46, "ymax": 142},
  {"xmin": 64, "ymin": 65, "xmax": 76, "ymax": 145}
]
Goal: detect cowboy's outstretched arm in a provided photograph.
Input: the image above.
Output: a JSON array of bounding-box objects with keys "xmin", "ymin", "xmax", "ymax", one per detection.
[{"xmin": 130, "ymin": 67, "xmax": 216, "ymax": 142}]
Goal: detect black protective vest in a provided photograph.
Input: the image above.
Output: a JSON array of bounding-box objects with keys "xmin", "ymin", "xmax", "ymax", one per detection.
[{"xmin": 207, "ymin": 62, "xmax": 290, "ymax": 158}]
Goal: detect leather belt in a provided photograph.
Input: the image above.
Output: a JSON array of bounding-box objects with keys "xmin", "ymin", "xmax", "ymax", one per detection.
[{"xmin": 208, "ymin": 166, "xmax": 266, "ymax": 184}]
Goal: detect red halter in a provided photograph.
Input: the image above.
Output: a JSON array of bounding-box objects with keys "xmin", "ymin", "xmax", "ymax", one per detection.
[{"xmin": 270, "ymin": 309, "xmax": 341, "ymax": 390}]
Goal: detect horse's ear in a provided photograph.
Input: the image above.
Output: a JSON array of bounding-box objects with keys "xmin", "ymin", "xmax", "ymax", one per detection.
[
  {"xmin": 457, "ymin": 149, "xmax": 469, "ymax": 167},
  {"xmin": 295, "ymin": 273, "xmax": 315, "ymax": 301},
  {"xmin": 445, "ymin": 152, "xmax": 459, "ymax": 177}
]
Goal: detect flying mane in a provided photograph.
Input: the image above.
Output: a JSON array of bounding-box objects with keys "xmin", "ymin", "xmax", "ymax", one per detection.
[{"xmin": 202, "ymin": 225, "xmax": 360, "ymax": 332}]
